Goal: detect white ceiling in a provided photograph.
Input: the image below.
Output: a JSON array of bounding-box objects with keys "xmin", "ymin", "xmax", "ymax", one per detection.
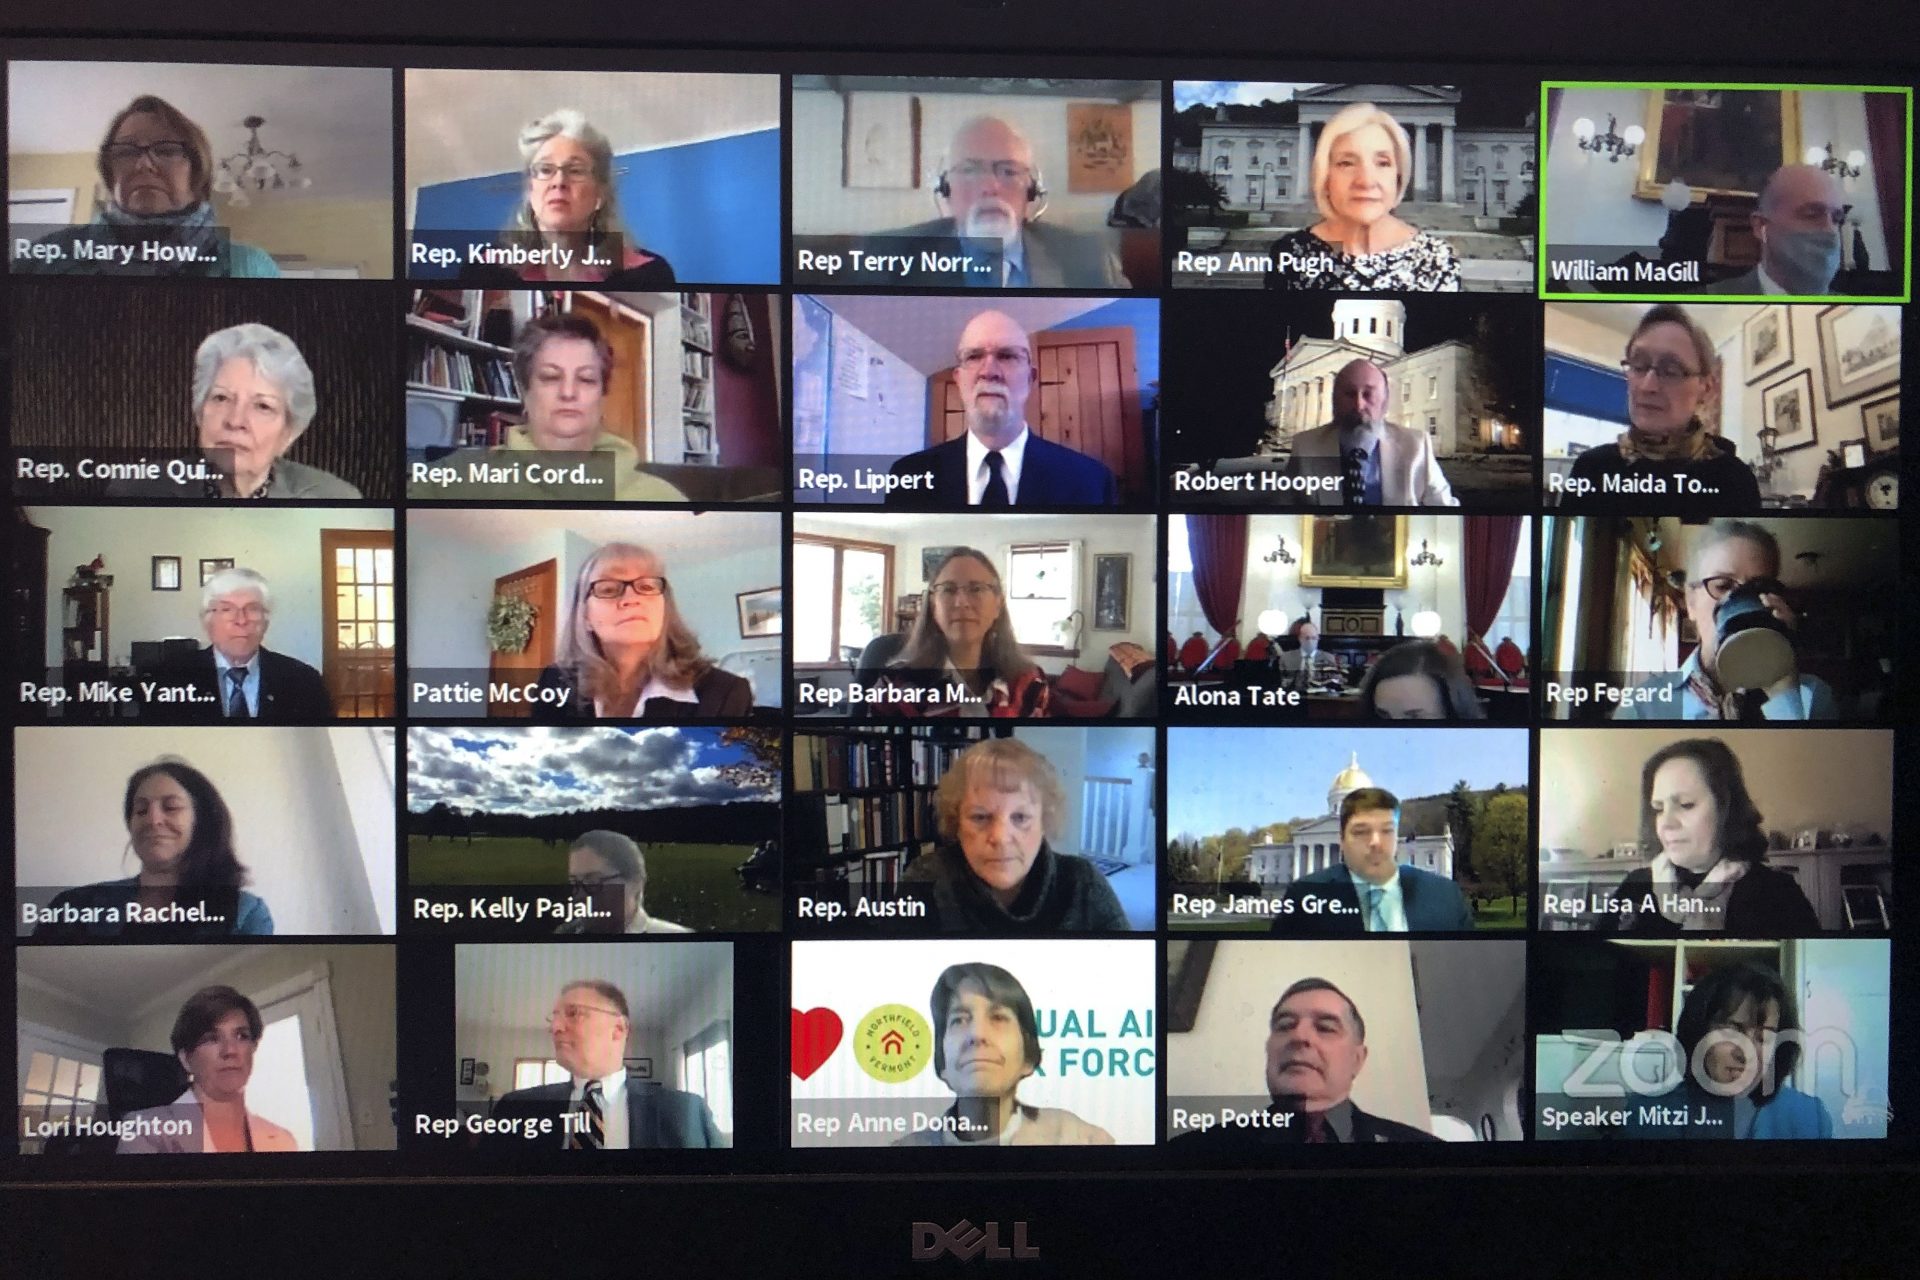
[
  {"xmin": 805, "ymin": 295, "xmax": 1112, "ymax": 375},
  {"xmin": 1410, "ymin": 941, "xmax": 1524, "ymax": 1079},
  {"xmin": 453, "ymin": 941, "xmax": 730, "ymax": 1034},
  {"xmin": 8, "ymin": 62, "xmax": 395, "ymax": 201},
  {"xmin": 21, "ymin": 945, "xmax": 273, "ymax": 1026},
  {"xmin": 403, "ymin": 70, "xmax": 780, "ymax": 192},
  {"xmin": 410, "ymin": 509, "xmax": 779, "ymax": 559}
]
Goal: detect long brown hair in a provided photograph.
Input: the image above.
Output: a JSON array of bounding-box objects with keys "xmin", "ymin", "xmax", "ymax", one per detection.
[
  {"xmin": 893, "ymin": 547, "xmax": 1035, "ymax": 678},
  {"xmin": 556, "ymin": 542, "xmax": 712, "ymax": 707}
]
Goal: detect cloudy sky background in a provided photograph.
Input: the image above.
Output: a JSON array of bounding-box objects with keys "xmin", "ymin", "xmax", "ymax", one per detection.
[
  {"xmin": 1174, "ymin": 82, "xmax": 1320, "ymax": 110},
  {"xmin": 407, "ymin": 726, "xmax": 775, "ymax": 815}
]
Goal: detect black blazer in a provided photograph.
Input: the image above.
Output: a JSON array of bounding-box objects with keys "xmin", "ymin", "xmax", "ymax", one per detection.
[
  {"xmin": 531, "ymin": 665, "xmax": 753, "ymax": 720},
  {"xmin": 487, "ymin": 1083, "xmax": 723, "ymax": 1149},
  {"xmin": 1274, "ymin": 865, "xmax": 1475, "ymax": 936},
  {"xmin": 885, "ymin": 433, "xmax": 1119, "ymax": 508},
  {"xmin": 1171, "ymin": 1102, "xmax": 1441, "ymax": 1148},
  {"xmin": 1609, "ymin": 863, "xmax": 1820, "ymax": 935},
  {"xmin": 171, "ymin": 646, "xmax": 333, "ymax": 722}
]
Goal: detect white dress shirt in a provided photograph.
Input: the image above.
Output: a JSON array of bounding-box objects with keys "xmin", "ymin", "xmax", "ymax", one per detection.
[
  {"xmin": 212, "ymin": 649, "xmax": 261, "ymax": 716},
  {"xmin": 596, "ymin": 675, "xmax": 699, "ymax": 718},
  {"xmin": 966, "ymin": 426, "xmax": 1030, "ymax": 505},
  {"xmin": 569, "ymin": 1067, "xmax": 628, "ymax": 1149}
]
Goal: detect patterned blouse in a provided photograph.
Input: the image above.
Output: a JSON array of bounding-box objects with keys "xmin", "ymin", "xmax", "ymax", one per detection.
[{"xmin": 1262, "ymin": 227, "xmax": 1462, "ymax": 291}]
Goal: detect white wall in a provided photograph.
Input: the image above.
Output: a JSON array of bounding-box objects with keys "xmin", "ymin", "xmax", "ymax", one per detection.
[
  {"xmin": 793, "ymin": 89, "xmax": 1159, "ymax": 238},
  {"xmin": 661, "ymin": 955, "xmax": 734, "ymax": 1102},
  {"xmin": 1545, "ymin": 89, "xmax": 1667, "ymax": 251},
  {"xmin": 1237, "ymin": 514, "xmax": 1467, "ymax": 641},
  {"xmin": 1008, "ymin": 724, "xmax": 1155, "ymax": 858},
  {"xmin": 1169, "ymin": 940, "xmax": 1432, "ymax": 1132},
  {"xmin": 1539, "ymin": 728, "xmax": 1894, "ymax": 852},
  {"xmin": 30, "ymin": 507, "xmax": 391, "ymax": 670},
  {"xmin": 1797, "ymin": 91, "xmax": 1889, "ymax": 268},
  {"xmin": 824, "ymin": 311, "xmax": 925, "ymax": 457},
  {"xmin": 14, "ymin": 726, "xmax": 392, "ymax": 935}
]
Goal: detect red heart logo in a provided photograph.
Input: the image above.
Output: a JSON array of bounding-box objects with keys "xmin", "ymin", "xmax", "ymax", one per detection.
[{"xmin": 790, "ymin": 1007, "xmax": 843, "ymax": 1080}]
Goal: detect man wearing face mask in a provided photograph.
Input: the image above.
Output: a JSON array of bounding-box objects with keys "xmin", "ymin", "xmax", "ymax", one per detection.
[
  {"xmin": 1699, "ymin": 165, "xmax": 1846, "ymax": 296},
  {"xmin": 1274, "ymin": 618, "xmax": 1343, "ymax": 691},
  {"xmin": 878, "ymin": 116, "xmax": 1125, "ymax": 288},
  {"xmin": 1281, "ymin": 360, "xmax": 1459, "ymax": 506}
]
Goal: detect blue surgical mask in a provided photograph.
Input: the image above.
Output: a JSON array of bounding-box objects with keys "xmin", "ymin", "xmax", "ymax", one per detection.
[{"xmin": 1766, "ymin": 226, "xmax": 1841, "ymax": 293}]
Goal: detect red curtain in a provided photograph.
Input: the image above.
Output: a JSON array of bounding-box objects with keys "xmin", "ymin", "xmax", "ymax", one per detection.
[
  {"xmin": 1189, "ymin": 514, "xmax": 1248, "ymax": 639},
  {"xmin": 1865, "ymin": 93, "xmax": 1905, "ymax": 279},
  {"xmin": 1464, "ymin": 515, "xmax": 1522, "ymax": 641}
]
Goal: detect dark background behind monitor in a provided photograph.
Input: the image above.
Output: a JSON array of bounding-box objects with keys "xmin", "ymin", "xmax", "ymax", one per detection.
[{"xmin": 4, "ymin": 2, "xmax": 1919, "ymax": 1277}]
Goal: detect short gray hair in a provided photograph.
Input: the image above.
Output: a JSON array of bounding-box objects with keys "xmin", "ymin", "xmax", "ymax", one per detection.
[
  {"xmin": 1689, "ymin": 520, "xmax": 1782, "ymax": 579},
  {"xmin": 513, "ymin": 108, "xmax": 624, "ymax": 236},
  {"xmin": 201, "ymin": 567, "xmax": 272, "ymax": 615},
  {"xmin": 192, "ymin": 324, "xmax": 317, "ymax": 441},
  {"xmin": 571, "ymin": 830, "xmax": 647, "ymax": 886},
  {"xmin": 1310, "ymin": 102, "xmax": 1413, "ymax": 223}
]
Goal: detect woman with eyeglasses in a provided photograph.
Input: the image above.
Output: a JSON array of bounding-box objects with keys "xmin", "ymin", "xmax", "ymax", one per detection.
[
  {"xmin": 560, "ymin": 830, "xmax": 690, "ymax": 933},
  {"xmin": 532, "ymin": 541, "xmax": 751, "ymax": 720},
  {"xmin": 1562, "ymin": 303, "xmax": 1762, "ymax": 513},
  {"xmin": 24, "ymin": 95, "xmax": 280, "ymax": 277},
  {"xmin": 1619, "ymin": 959, "xmax": 1833, "ymax": 1139},
  {"xmin": 1613, "ymin": 521, "xmax": 1835, "ymax": 720},
  {"xmin": 872, "ymin": 548, "xmax": 1052, "ymax": 718},
  {"xmin": 1606, "ymin": 737, "xmax": 1819, "ymax": 936},
  {"xmin": 474, "ymin": 109, "xmax": 673, "ymax": 287}
]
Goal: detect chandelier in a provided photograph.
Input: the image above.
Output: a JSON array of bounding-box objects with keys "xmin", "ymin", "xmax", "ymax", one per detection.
[{"xmin": 213, "ymin": 116, "xmax": 311, "ymax": 206}]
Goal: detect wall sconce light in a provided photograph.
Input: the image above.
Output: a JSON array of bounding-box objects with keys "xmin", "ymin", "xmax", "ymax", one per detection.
[
  {"xmin": 1409, "ymin": 538, "xmax": 1445, "ymax": 568},
  {"xmin": 1573, "ymin": 113, "xmax": 1644, "ymax": 163},
  {"xmin": 1805, "ymin": 141, "xmax": 1866, "ymax": 180},
  {"xmin": 1262, "ymin": 535, "xmax": 1296, "ymax": 565}
]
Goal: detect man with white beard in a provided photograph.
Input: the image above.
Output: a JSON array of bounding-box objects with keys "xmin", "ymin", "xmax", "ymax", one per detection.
[{"xmin": 882, "ymin": 116, "xmax": 1125, "ymax": 288}]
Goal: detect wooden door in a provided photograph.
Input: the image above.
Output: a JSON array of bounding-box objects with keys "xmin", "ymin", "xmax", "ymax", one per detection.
[
  {"xmin": 320, "ymin": 529, "xmax": 396, "ymax": 718},
  {"xmin": 926, "ymin": 325, "xmax": 1144, "ymax": 500},
  {"xmin": 486, "ymin": 559, "xmax": 558, "ymax": 717},
  {"xmin": 565, "ymin": 295, "xmax": 650, "ymax": 455}
]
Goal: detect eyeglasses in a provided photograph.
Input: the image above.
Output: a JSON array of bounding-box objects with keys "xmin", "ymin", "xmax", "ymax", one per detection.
[
  {"xmin": 1687, "ymin": 574, "xmax": 1749, "ymax": 602},
  {"xmin": 1621, "ymin": 357, "xmax": 1704, "ymax": 384},
  {"xmin": 949, "ymin": 159, "xmax": 1034, "ymax": 185},
  {"xmin": 208, "ymin": 604, "xmax": 267, "ymax": 622},
  {"xmin": 957, "ymin": 347, "xmax": 1031, "ymax": 371},
  {"xmin": 588, "ymin": 577, "xmax": 667, "ymax": 600},
  {"xmin": 568, "ymin": 874, "xmax": 627, "ymax": 890},
  {"xmin": 103, "ymin": 140, "xmax": 191, "ymax": 167},
  {"xmin": 931, "ymin": 582, "xmax": 1000, "ymax": 603},
  {"xmin": 528, "ymin": 161, "xmax": 595, "ymax": 183},
  {"xmin": 546, "ymin": 1003, "xmax": 622, "ymax": 1026}
]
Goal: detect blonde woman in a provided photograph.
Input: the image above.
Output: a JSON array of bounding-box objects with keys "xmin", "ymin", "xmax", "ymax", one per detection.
[
  {"xmin": 532, "ymin": 542, "xmax": 751, "ymax": 719},
  {"xmin": 493, "ymin": 108, "xmax": 674, "ymax": 287},
  {"xmin": 871, "ymin": 548, "xmax": 1051, "ymax": 718},
  {"xmin": 1263, "ymin": 102, "xmax": 1461, "ymax": 290}
]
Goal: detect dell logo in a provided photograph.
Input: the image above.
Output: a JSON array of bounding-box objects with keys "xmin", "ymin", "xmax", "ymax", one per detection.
[{"xmin": 912, "ymin": 1219, "xmax": 1040, "ymax": 1261}]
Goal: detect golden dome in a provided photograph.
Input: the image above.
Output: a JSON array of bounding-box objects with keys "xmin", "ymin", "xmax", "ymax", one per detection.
[{"xmin": 1330, "ymin": 751, "xmax": 1372, "ymax": 793}]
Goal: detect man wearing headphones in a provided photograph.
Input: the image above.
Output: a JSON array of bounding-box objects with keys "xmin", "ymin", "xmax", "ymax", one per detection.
[{"xmin": 883, "ymin": 116, "xmax": 1126, "ymax": 288}]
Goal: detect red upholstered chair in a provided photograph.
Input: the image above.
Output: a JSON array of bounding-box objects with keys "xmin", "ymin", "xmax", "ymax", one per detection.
[
  {"xmin": 1464, "ymin": 637, "xmax": 1498, "ymax": 681},
  {"xmin": 1178, "ymin": 633, "xmax": 1210, "ymax": 672},
  {"xmin": 1165, "ymin": 633, "xmax": 1177, "ymax": 665},
  {"xmin": 1244, "ymin": 634, "xmax": 1271, "ymax": 663},
  {"xmin": 1215, "ymin": 637, "xmax": 1242, "ymax": 666},
  {"xmin": 1433, "ymin": 635, "xmax": 1460, "ymax": 659},
  {"xmin": 1494, "ymin": 637, "xmax": 1527, "ymax": 678}
]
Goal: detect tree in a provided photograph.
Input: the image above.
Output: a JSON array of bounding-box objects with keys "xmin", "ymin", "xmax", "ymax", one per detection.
[
  {"xmin": 1165, "ymin": 167, "xmax": 1230, "ymax": 225},
  {"xmin": 1444, "ymin": 781, "xmax": 1478, "ymax": 881},
  {"xmin": 718, "ymin": 726, "xmax": 781, "ymax": 791},
  {"xmin": 1477, "ymin": 791, "xmax": 1530, "ymax": 911}
]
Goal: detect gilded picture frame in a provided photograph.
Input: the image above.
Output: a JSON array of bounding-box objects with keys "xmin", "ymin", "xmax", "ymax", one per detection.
[{"xmin": 1300, "ymin": 515, "xmax": 1408, "ymax": 588}]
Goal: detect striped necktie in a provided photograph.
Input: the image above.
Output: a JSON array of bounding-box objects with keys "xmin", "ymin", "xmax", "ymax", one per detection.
[
  {"xmin": 570, "ymin": 1080, "xmax": 605, "ymax": 1150},
  {"xmin": 225, "ymin": 667, "xmax": 250, "ymax": 718},
  {"xmin": 1363, "ymin": 885, "xmax": 1386, "ymax": 932}
]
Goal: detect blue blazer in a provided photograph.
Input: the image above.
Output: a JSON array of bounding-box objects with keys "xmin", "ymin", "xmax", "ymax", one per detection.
[
  {"xmin": 886, "ymin": 433, "xmax": 1119, "ymax": 508},
  {"xmin": 1274, "ymin": 864, "xmax": 1474, "ymax": 936}
]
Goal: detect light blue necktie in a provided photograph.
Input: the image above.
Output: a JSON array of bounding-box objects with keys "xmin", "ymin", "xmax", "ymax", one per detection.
[{"xmin": 1363, "ymin": 885, "xmax": 1386, "ymax": 932}]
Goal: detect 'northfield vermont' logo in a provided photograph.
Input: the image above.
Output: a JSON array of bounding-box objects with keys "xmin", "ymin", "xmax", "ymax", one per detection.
[
  {"xmin": 912, "ymin": 1220, "xmax": 1040, "ymax": 1261},
  {"xmin": 853, "ymin": 1003, "xmax": 931, "ymax": 1083}
]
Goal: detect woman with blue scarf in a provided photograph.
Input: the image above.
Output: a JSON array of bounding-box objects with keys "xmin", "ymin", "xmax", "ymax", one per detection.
[{"xmin": 24, "ymin": 94, "xmax": 279, "ymax": 278}]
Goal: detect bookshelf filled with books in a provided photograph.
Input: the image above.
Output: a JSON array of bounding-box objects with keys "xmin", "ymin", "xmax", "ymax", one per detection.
[
  {"xmin": 790, "ymin": 726, "xmax": 998, "ymax": 890},
  {"xmin": 680, "ymin": 292, "xmax": 717, "ymax": 463},
  {"xmin": 406, "ymin": 289, "xmax": 553, "ymax": 449}
]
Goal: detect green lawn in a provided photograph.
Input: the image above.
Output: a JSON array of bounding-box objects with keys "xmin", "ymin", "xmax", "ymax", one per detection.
[
  {"xmin": 1472, "ymin": 898, "xmax": 1529, "ymax": 930},
  {"xmin": 407, "ymin": 836, "xmax": 777, "ymax": 932}
]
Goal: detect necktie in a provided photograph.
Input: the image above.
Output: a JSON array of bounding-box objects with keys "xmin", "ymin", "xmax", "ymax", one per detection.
[
  {"xmin": 1302, "ymin": 1111, "xmax": 1331, "ymax": 1143},
  {"xmin": 1363, "ymin": 885, "xmax": 1386, "ymax": 932},
  {"xmin": 981, "ymin": 450, "xmax": 1011, "ymax": 508},
  {"xmin": 570, "ymin": 1080, "xmax": 605, "ymax": 1150},
  {"xmin": 1003, "ymin": 258, "xmax": 1027, "ymax": 288},
  {"xmin": 225, "ymin": 668, "xmax": 250, "ymax": 719},
  {"xmin": 1342, "ymin": 448, "xmax": 1369, "ymax": 505}
]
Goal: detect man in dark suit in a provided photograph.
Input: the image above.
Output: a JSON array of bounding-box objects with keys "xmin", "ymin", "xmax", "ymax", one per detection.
[
  {"xmin": 885, "ymin": 309, "xmax": 1119, "ymax": 508},
  {"xmin": 1274, "ymin": 786, "xmax": 1473, "ymax": 936},
  {"xmin": 1695, "ymin": 164, "xmax": 1846, "ymax": 296},
  {"xmin": 488, "ymin": 979, "xmax": 724, "ymax": 1149},
  {"xmin": 172, "ymin": 567, "xmax": 333, "ymax": 721},
  {"xmin": 875, "ymin": 116, "xmax": 1124, "ymax": 288},
  {"xmin": 1172, "ymin": 978, "xmax": 1439, "ymax": 1147}
]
